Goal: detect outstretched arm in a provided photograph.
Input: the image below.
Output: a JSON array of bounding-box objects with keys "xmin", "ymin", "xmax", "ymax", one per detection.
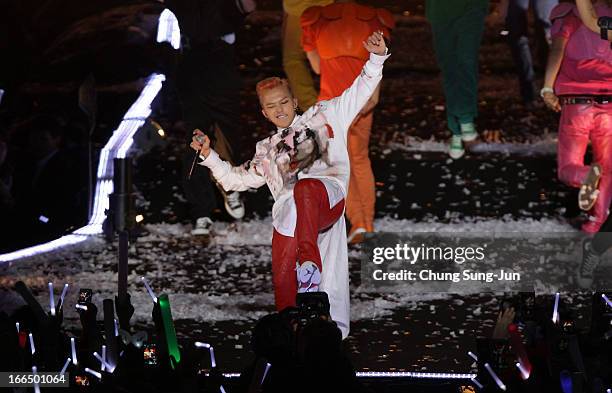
[
  {"xmin": 575, "ymin": 0, "xmax": 612, "ymax": 40},
  {"xmin": 190, "ymin": 130, "xmax": 266, "ymax": 191},
  {"xmin": 329, "ymin": 31, "xmax": 390, "ymax": 137}
]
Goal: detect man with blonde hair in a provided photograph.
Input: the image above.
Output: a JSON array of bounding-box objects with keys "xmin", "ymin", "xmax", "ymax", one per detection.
[{"xmin": 191, "ymin": 32, "xmax": 389, "ymax": 338}]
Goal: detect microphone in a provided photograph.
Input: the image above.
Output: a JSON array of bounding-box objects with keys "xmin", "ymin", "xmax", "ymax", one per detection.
[{"xmin": 188, "ymin": 134, "xmax": 206, "ymax": 180}]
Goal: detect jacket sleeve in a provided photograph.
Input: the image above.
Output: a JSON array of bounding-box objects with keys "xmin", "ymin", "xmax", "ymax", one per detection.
[
  {"xmin": 198, "ymin": 149, "xmax": 266, "ymax": 192},
  {"xmin": 327, "ymin": 52, "xmax": 390, "ymax": 138}
]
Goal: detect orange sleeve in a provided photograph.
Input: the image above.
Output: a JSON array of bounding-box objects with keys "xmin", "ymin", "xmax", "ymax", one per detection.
[
  {"xmin": 376, "ymin": 8, "xmax": 395, "ymax": 40},
  {"xmin": 300, "ymin": 6, "xmax": 321, "ymax": 52}
]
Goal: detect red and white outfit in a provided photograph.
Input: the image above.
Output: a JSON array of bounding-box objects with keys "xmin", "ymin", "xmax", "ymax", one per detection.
[
  {"xmin": 551, "ymin": 3, "xmax": 612, "ymax": 232},
  {"xmin": 199, "ymin": 52, "xmax": 389, "ymax": 338}
]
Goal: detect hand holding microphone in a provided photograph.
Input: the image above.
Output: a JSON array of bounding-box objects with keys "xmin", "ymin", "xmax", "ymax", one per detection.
[{"xmin": 188, "ymin": 129, "xmax": 211, "ymax": 179}]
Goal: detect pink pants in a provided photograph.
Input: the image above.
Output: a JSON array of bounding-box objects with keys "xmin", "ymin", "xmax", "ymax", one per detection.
[
  {"xmin": 271, "ymin": 179, "xmax": 345, "ymax": 311},
  {"xmin": 557, "ymin": 102, "xmax": 612, "ymax": 230}
]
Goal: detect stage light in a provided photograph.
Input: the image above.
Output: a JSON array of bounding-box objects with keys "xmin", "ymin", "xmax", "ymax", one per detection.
[{"xmin": 0, "ymin": 7, "xmax": 179, "ymax": 263}]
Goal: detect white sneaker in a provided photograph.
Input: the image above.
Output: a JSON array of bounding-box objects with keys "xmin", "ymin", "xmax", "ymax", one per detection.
[
  {"xmin": 296, "ymin": 261, "xmax": 322, "ymax": 293},
  {"xmin": 460, "ymin": 122, "xmax": 478, "ymax": 142},
  {"xmin": 223, "ymin": 191, "xmax": 245, "ymax": 219},
  {"xmin": 191, "ymin": 217, "xmax": 213, "ymax": 236},
  {"xmin": 449, "ymin": 135, "xmax": 465, "ymax": 159}
]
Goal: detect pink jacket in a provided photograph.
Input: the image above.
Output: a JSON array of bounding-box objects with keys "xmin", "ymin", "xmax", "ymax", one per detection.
[{"xmin": 551, "ymin": 3, "xmax": 612, "ymax": 95}]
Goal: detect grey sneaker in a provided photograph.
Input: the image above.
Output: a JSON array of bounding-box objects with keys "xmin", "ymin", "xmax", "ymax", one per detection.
[
  {"xmin": 191, "ymin": 217, "xmax": 213, "ymax": 236},
  {"xmin": 449, "ymin": 135, "xmax": 465, "ymax": 159},
  {"xmin": 223, "ymin": 191, "xmax": 245, "ymax": 219},
  {"xmin": 460, "ymin": 122, "xmax": 478, "ymax": 142},
  {"xmin": 577, "ymin": 239, "xmax": 601, "ymax": 288}
]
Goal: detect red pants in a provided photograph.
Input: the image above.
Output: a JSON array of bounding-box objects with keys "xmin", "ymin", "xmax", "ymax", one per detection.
[
  {"xmin": 271, "ymin": 179, "xmax": 345, "ymax": 311},
  {"xmin": 557, "ymin": 102, "xmax": 612, "ymax": 231}
]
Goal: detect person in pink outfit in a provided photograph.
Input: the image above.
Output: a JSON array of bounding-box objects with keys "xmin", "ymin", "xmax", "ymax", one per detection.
[{"xmin": 541, "ymin": 0, "xmax": 612, "ymax": 233}]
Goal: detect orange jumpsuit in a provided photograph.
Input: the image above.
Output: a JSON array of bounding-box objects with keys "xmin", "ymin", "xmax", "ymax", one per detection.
[{"xmin": 301, "ymin": 3, "xmax": 394, "ymax": 234}]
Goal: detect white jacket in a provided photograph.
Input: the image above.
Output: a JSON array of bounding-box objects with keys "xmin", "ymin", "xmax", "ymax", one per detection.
[{"xmin": 200, "ymin": 51, "xmax": 389, "ymax": 337}]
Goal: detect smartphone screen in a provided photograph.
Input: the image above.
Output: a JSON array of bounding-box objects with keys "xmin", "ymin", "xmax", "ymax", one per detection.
[
  {"xmin": 74, "ymin": 375, "xmax": 90, "ymax": 386},
  {"xmin": 144, "ymin": 344, "xmax": 158, "ymax": 366},
  {"xmin": 78, "ymin": 288, "xmax": 92, "ymax": 304}
]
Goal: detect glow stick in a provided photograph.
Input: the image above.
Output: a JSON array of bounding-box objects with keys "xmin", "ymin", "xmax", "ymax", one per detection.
[
  {"xmin": 261, "ymin": 362, "xmax": 271, "ymax": 385},
  {"xmin": 101, "ymin": 345, "xmax": 107, "ymax": 371},
  {"xmin": 467, "ymin": 351, "xmax": 478, "ymax": 362},
  {"xmin": 114, "ymin": 318, "xmax": 119, "ymax": 336},
  {"xmin": 60, "ymin": 358, "xmax": 71, "ymax": 375},
  {"xmin": 141, "ymin": 276, "xmax": 157, "ymax": 302},
  {"xmin": 93, "ymin": 352, "xmax": 112, "ymax": 372},
  {"xmin": 209, "ymin": 346, "xmax": 216, "ymax": 368},
  {"xmin": 71, "ymin": 337, "xmax": 78, "ymax": 365},
  {"xmin": 603, "ymin": 294, "xmax": 612, "ymax": 308},
  {"xmin": 59, "ymin": 283, "xmax": 69, "ymax": 307},
  {"xmin": 516, "ymin": 362, "xmax": 530, "ymax": 380},
  {"xmin": 220, "ymin": 386, "xmax": 227, "ymax": 393},
  {"xmin": 32, "ymin": 366, "xmax": 40, "ymax": 393},
  {"xmin": 471, "ymin": 378, "xmax": 484, "ymax": 389},
  {"xmin": 484, "ymin": 363, "xmax": 507, "ymax": 391},
  {"xmin": 85, "ymin": 367, "xmax": 102, "ymax": 380},
  {"xmin": 194, "ymin": 342, "xmax": 216, "ymax": 367},
  {"xmin": 552, "ymin": 292, "xmax": 560, "ymax": 324},
  {"xmin": 15, "ymin": 322, "xmax": 19, "ymax": 333},
  {"xmin": 48, "ymin": 282, "xmax": 55, "ymax": 316},
  {"xmin": 29, "ymin": 333, "xmax": 35, "ymax": 355},
  {"xmin": 75, "ymin": 304, "xmax": 88, "ymax": 311}
]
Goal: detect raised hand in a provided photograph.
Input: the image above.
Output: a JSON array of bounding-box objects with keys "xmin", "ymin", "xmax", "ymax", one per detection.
[
  {"xmin": 190, "ymin": 129, "xmax": 211, "ymax": 158},
  {"xmin": 363, "ymin": 30, "xmax": 387, "ymax": 56}
]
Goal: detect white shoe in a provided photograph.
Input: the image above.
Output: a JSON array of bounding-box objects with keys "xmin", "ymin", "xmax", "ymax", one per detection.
[
  {"xmin": 460, "ymin": 122, "xmax": 478, "ymax": 142},
  {"xmin": 449, "ymin": 135, "xmax": 465, "ymax": 159},
  {"xmin": 191, "ymin": 217, "xmax": 213, "ymax": 236},
  {"xmin": 296, "ymin": 261, "xmax": 322, "ymax": 293},
  {"xmin": 223, "ymin": 191, "xmax": 245, "ymax": 219}
]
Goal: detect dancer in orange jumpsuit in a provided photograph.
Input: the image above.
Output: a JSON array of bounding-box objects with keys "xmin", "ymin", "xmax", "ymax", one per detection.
[{"xmin": 301, "ymin": 1, "xmax": 394, "ymax": 243}]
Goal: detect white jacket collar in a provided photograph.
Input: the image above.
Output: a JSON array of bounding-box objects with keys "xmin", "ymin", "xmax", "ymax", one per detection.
[{"xmin": 276, "ymin": 114, "xmax": 301, "ymax": 131}]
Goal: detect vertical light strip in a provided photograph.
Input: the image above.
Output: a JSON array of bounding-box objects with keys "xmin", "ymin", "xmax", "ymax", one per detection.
[{"xmin": 0, "ymin": 9, "xmax": 178, "ymax": 263}]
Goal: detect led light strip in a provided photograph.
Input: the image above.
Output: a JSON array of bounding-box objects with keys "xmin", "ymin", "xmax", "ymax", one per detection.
[
  {"xmin": 214, "ymin": 371, "xmax": 477, "ymax": 379},
  {"xmin": 0, "ymin": 10, "xmax": 179, "ymax": 263}
]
